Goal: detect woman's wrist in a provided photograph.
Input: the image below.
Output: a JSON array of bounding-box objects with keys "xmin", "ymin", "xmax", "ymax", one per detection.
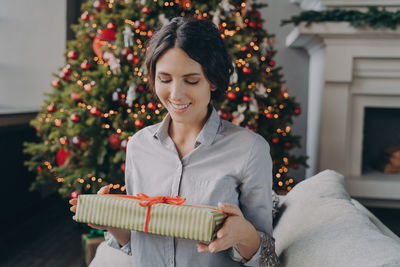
[{"xmin": 236, "ymin": 220, "xmax": 261, "ymax": 260}]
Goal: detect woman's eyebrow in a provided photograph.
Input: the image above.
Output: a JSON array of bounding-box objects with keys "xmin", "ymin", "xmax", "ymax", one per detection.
[{"xmin": 157, "ymin": 72, "xmax": 201, "ymax": 77}]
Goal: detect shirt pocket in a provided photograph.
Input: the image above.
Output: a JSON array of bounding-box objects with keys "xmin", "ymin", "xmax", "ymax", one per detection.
[{"xmin": 181, "ymin": 176, "xmax": 240, "ymax": 207}]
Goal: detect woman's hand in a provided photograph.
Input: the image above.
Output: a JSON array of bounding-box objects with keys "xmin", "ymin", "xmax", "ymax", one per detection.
[
  {"xmin": 69, "ymin": 185, "xmax": 110, "ymax": 230},
  {"xmin": 197, "ymin": 202, "xmax": 261, "ymax": 260}
]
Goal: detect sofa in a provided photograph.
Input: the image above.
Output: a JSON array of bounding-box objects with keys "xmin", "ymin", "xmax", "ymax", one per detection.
[{"xmin": 89, "ymin": 170, "xmax": 400, "ymax": 267}]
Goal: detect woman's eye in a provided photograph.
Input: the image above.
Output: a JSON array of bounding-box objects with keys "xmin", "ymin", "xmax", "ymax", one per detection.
[
  {"xmin": 160, "ymin": 79, "xmax": 171, "ymax": 83},
  {"xmin": 186, "ymin": 80, "xmax": 199, "ymax": 85}
]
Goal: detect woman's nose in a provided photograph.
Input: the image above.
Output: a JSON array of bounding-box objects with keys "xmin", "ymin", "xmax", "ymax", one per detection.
[{"xmin": 170, "ymin": 81, "xmax": 184, "ymax": 100}]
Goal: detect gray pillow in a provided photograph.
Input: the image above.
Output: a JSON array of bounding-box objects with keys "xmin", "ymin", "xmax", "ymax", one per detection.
[{"xmin": 273, "ymin": 170, "xmax": 400, "ymax": 267}]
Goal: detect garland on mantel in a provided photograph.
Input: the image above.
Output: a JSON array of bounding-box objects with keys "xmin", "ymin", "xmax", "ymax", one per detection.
[{"xmin": 281, "ymin": 7, "xmax": 400, "ymax": 30}]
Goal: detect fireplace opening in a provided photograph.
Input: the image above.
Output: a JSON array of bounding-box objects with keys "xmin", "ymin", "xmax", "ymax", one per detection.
[{"xmin": 362, "ymin": 107, "xmax": 400, "ymax": 174}]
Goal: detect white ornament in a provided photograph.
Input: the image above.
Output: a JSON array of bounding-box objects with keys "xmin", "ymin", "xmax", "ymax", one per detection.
[
  {"xmin": 210, "ymin": 8, "xmax": 225, "ymax": 26},
  {"xmin": 255, "ymin": 82, "xmax": 268, "ymax": 97},
  {"xmin": 123, "ymin": 25, "xmax": 134, "ymax": 48},
  {"xmin": 158, "ymin": 13, "xmax": 170, "ymax": 26},
  {"xmin": 232, "ymin": 104, "xmax": 247, "ymax": 125},
  {"xmin": 249, "ymin": 93, "xmax": 258, "ymax": 113},
  {"xmin": 140, "ymin": 0, "xmax": 146, "ymax": 5},
  {"xmin": 126, "ymin": 83, "xmax": 137, "ymax": 107},
  {"xmin": 103, "ymin": 51, "xmax": 121, "ymax": 74},
  {"xmin": 219, "ymin": 0, "xmax": 235, "ymax": 15},
  {"xmin": 235, "ymin": 15, "xmax": 244, "ymax": 28},
  {"xmin": 229, "ymin": 62, "xmax": 238, "ymax": 84},
  {"xmin": 261, "ymin": 37, "xmax": 269, "ymax": 57}
]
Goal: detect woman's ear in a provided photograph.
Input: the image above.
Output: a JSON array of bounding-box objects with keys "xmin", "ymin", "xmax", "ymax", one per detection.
[{"xmin": 210, "ymin": 84, "xmax": 217, "ymax": 91}]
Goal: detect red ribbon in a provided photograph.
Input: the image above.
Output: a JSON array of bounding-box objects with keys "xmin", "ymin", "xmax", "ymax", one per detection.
[{"xmin": 118, "ymin": 193, "xmax": 186, "ymax": 233}]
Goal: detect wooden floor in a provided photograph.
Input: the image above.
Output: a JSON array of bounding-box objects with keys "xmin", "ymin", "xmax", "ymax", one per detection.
[{"xmin": 1, "ymin": 195, "xmax": 399, "ymax": 267}]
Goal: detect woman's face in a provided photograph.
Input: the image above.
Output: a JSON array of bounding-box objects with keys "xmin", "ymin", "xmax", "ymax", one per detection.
[{"xmin": 155, "ymin": 48, "xmax": 216, "ymax": 127}]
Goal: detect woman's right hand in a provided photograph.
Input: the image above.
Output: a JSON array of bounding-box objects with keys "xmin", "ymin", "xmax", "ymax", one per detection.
[{"xmin": 69, "ymin": 185, "xmax": 111, "ymax": 230}]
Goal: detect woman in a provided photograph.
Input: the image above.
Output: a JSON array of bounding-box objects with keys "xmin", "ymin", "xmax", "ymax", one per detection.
[{"xmin": 70, "ymin": 16, "xmax": 278, "ymax": 266}]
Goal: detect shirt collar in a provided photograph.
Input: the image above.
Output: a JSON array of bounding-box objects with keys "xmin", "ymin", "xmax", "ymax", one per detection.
[{"xmin": 152, "ymin": 104, "xmax": 221, "ymax": 146}]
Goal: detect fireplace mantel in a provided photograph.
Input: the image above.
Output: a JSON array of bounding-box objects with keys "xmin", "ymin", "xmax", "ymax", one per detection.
[{"xmin": 286, "ymin": 22, "xmax": 400, "ymax": 207}]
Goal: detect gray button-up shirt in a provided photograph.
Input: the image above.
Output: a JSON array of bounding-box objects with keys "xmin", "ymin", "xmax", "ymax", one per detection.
[{"xmin": 105, "ymin": 105, "xmax": 274, "ymax": 266}]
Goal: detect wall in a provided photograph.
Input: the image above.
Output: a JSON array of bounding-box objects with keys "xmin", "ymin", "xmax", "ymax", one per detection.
[
  {"xmin": 261, "ymin": 0, "xmax": 308, "ymax": 180},
  {"xmin": 0, "ymin": 0, "xmax": 66, "ymax": 112}
]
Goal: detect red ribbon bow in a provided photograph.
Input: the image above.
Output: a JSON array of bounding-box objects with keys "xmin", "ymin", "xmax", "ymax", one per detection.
[{"xmin": 131, "ymin": 193, "xmax": 186, "ymax": 233}]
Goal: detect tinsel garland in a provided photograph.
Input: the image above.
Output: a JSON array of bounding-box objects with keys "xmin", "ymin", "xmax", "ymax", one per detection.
[{"xmin": 282, "ymin": 7, "xmax": 400, "ymax": 30}]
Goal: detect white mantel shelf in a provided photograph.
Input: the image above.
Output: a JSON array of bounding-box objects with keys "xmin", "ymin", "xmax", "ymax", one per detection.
[{"xmin": 286, "ymin": 22, "xmax": 400, "ymax": 207}]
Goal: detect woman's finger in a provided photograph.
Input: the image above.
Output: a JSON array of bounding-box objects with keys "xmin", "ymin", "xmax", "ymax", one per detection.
[
  {"xmin": 69, "ymin": 198, "xmax": 77, "ymax": 205},
  {"xmin": 70, "ymin": 205, "xmax": 77, "ymax": 213},
  {"xmin": 98, "ymin": 185, "xmax": 110, "ymax": 195}
]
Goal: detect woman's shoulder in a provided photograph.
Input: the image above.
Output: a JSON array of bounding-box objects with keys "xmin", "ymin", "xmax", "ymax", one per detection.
[
  {"xmin": 220, "ymin": 119, "xmax": 269, "ymax": 147},
  {"xmin": 126, "ymin": 122, "xmax": 162, "ymax": 147}
]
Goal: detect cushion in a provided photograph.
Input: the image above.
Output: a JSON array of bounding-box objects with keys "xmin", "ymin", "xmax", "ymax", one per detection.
[{"xmin": 273, "ymin": 169, "xmax": 400, "ymax": 267}]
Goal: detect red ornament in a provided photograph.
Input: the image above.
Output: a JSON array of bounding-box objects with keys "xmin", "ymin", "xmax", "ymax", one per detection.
[
  {"xmin": 70, "ymin": 113, "xmax": 80, "ymax": 122},
  {"xmin": 107, "ymin": 22, "xmax": 116, "ymax": 30},
  {"xmin": 180, "ymin": 0, "xmax": 192, "ymax": 9},
  {"xmin": 142, "ymin": 7, "xmax": 151, "ymax": 14},
  {"xmin": 47, "ymin": 104, "xmax": 56, "ymax": 112},
  {"xmin": 134, "ymin": 119, "xmax": 144, "ymax": 128},
  {"xmin": 90, "ymin": 107, "xmax": 102, "ymax": 117},
  {"xmin": 284, "ymin": 142, "xmax": 292, "ymax": 149},
  {"xmin": 294, "ymin": 108, "xmax": 301, "ymax": 115},
  {"xmin": 70, "ymin": 92, "xmax": 81, "ymax": 102},
  {"xmin": 92, "ymin": 36, "xmax": 103, "ymax": 58},
  {"xmin": 57, "ymin": 148, "xmax": 71, "ymax": 166},
  {"xmin": 59, "ymin": 71, "xmax": 70, "ymax": 81},
  {"xmin": 84, "ymin": 82, "xmax": 94, "ymax": 92},
  {"xmin": 72, "ymin": 136, "xmax": 88, "ymax": 149},
  {"xmin": 257, "ymin": 23, "xmax": 263, "ymax": 28},
  {"xmin": 99, "ymin": 28, "xmax": 116, "ymax": 42},
  {"xmin": 93, "ymin": 0, "xmax": 107, "ymax": 12},
  {"xmin": 81, "ymin": 60, "xmax": 91, "ymax": 70},
  {"xmin": 147, "ymin": 30, "xmax": 153, "ymax": 37},
  {"xmin": 120, "ymin": 48, "xmax": 132, "ymax": 57},
  {"xmin": 266, "ymin": 113, "xmax": 273, "ymax": 119},
  {"xmin": 242, "ymin": 66, "xmax": 252, "ymax": 74},
  {"xmin": 67, "ymin": 51, "xmax": 78, "ymax": 60},
  {"xmin": 137, "ymin": 84, "xmax": 145, "ymax": 92},
  {"xmin": 55, "ymin": 119, "xmax": 62, "ymax": 127},
  {"xmin": 63, "ymin": 65, "xmax": 72, "ymax": 75},
  {"xmin": 36, "ymin": 166, "xmax": 43, "ymax": 173},
  {"xmin": 120, "ymin": 163, "xmax": 125, "ymax": 172},
  {"xmin": 269, "ymin": 60, "xmax": 276, "ymax": 67},
  {"xmin": 127, "ymin": 53, "xmax": 140, "ymax": 65},
  {"xmin": 218, "ymin": 109, "xmax": 231, "ymax": 121},
  {"xmin": 52, "ymin": 79, "xmax": 61, "ymax": 87},
  {"xmin": 272, "ymin": 137, "xmax": 279, "ymax": 144},
  {"xmin": 120, "ymin": 139, "xmax": 128, "ymax": 152},
  {"xmin": 242, "ymin": 95, "xmax": 251, "ymax": 102},
  {"xmin": 227, "ymin": 91, "xmax": 237, "ymax": 100},
  {"xmin": 70, "ymin": 190, "xmax": 79, "ymax": 200},
  {"xmin": 248, "ymin": 21, "xmax": 256, "ymax": 28},
  {"xmin": 140, "ymin": 24, "xmax": 146, "ymax": 31},
  {"xmin": 108, "ymin": 133, "xmax": 121, "ymax": 150},
  {"xmin": 252, "ymin": 10, "xmax": 261, "ymax": 18},
  {"xmin": 81, "ymin": 12, "xmax": 89, "ymax": 21},
  {"xmin": 147, "ymin": 102, "xmax": 156, "ymax": 111},
  {"xmin": 293, "ymin": 163, "xmax": 300, "ymax": 169},
  {"xmin": 35, "ymin": 126, "xmax": 41, "ymax": 136}
]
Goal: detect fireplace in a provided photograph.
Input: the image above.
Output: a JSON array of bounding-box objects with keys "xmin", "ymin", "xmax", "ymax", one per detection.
[{"xmin": 362, "ymin": 108, "xmax": 400, "ymax": 174}]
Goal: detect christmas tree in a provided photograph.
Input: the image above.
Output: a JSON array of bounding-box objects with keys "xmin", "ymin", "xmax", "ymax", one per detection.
[{"xmin": 23, "ymin": 0, "xmax": 307, "ymax": 199}]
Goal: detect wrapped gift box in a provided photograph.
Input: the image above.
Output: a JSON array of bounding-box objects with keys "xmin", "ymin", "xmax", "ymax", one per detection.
[{"xmin": 75, "ymin": 194, "xmax": 226, "ymax": 242}]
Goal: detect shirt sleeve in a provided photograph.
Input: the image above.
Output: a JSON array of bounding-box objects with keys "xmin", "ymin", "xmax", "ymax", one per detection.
[
  {"xmin": 104, "ymin": 231, "xmax": 132, "ymax": 256},
  {"xmin": 228, "ymin": 134, "xmax": 279, "ymax": 266}
]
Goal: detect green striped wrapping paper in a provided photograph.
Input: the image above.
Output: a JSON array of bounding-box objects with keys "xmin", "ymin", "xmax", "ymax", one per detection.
[{"xmin": 75, "ymin": 194, "xmax": 226, "ymax": 242}]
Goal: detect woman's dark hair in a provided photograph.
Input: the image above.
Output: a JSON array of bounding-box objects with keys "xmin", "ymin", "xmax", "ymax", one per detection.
[{"xmin": 145, "ymin": 16, "xmax": 234, "ymax": 102}]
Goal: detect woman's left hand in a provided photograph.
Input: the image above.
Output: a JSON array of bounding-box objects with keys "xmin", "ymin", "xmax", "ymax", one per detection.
[{"xmin": 197, "ymin": 202, "xmax": 259, "ymax": 255}]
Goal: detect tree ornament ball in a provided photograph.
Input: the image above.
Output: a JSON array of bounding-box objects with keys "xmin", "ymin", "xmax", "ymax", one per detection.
[
  {"xmin": 242, "ymin": 95, "xmax": 251, "ymax": 102},
  {"xmin": 252, "ymin": 10, "xmax": 261, "ymax": 18},
  {"xmin": 227, "ymin": 91, "xmax": 237, "ymax": 100},
  {"xmin": 147, "ymin": 102, "xmax": 156, "ymax": 111},
  {"xmin": 120, "ymin": 163, "xmax": 125, "ymax": 172},
  {"xmin": 72, "ymin": 136, "xmax": 88, "ymax": 149},
  {"xmin": 81, "ymin": 12, "xmax": 89, "ymax": 21},
  {"xmin": 266, "ymin": 113, "xmax": 273, "ymax": 119},
  {"xmin": 107, "ymin": 22, "xmax": 116, "ymax": 30},
  {"xmin": 60, "ymin": 71, "xmax": 70, "ymax": 81},
  {"xmin": 84, "ymin": 83, "xmax": 93, "ymax": 92},
  {"xmin": 47, "ymin": 104, "xmax": 56, "ymax": 113},
  {"xmin": 99, "ymin": 28, "xmax": 116, "ymax": 42},
  {"xmin": 108, "ymin": 133, "xmax": 121, "ymax": 150},
  {"xmin": 257, "ymin": 23, "xmax": 263, "ymax": 28},
  {"xmin": 52, "ymin": 79, "xmax": 61, "ymax": 87},
  {"xmin": 137, "ymin": 84, "xmax": 145, "ymax": 92},
  {"xmin": 70, "ymin": 92, "xmax": 81, "ymax": 102},
  {"xmin": 93, "ymin": 0, "xmax": 107, "ymax": 12},
  {"xmin": 67, "ymin": 50, "xmax": 78, "ymax": 60},
  {"xmin": 120, "ymin": 139, "xmax": 128, "ymax": 152},
  {"xmin": 272, "ymin": 137, "xmax": 279, "ymax": 144},
  {"xmin": 284, "ymin": 142, "xmax": 292, "ymax": 149},
  {"xmin": 218, "ymin": 109, "xmax": 231, "ymax": 121},
  {"xmin": 57, "ymin": 148, "xmax": 71, "ymax": 166},
  {"xmin": 36, "ymin": 166, "xmax": 43, "ymax": 173},
  {"xmin": 70, "ymin": 190, "xmax": 79, "ymax": 200},
  {"xmin": 55, "ymin": 119, "xmax": 62, "ymax": 127},
  {"xmin": 134, "ymin": 119, "xmax": 144, "ymax": 128},
  {"xmin": 81, "ymin": 61, "xmax": 91, "ymax": 70},
  {"xmin": 242, "ymin": 66, "xmax": 252, "ymax": 74},
  {"xmin": 70, "ymin": 113, "xmax": 80, "ymax": 122},
  {"xmin": 92, "ymin": 36, "xmax": 103, "ymax": 58},
  {"xmin": 127, "ymin": 53, "xmax": 140, "ymax": 65},
  {"xmin": 90, "ymin": 107, "xmax": 102, "ymax": 117},
  {"xmin": 147, "ymin": 30, "xmax": 153, "ymax": 37},
  {"xmin": 120, "ymin": 48, "xmax": 132, "ymax": 57},
  {"xmin": 248, "ymin": 21, "xmax": 256, "ymax": 28},
  {"xmin": 293, "ymin": 163, "xmax": 300, "ymax": 169},
  {"xmin": 294, "ymin": 108, "xmax": 301, "ymax": 115},
  {"xmin": 142, "ymin": 7, "xmax": 151, "ymax": 14},
  {"xmin": 63, "ymin": 65, "xmax": 72, "ymax": 75},
  {"xmin": 269, "ymin": 60, "xmax": 276, "ymax": 67}
]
